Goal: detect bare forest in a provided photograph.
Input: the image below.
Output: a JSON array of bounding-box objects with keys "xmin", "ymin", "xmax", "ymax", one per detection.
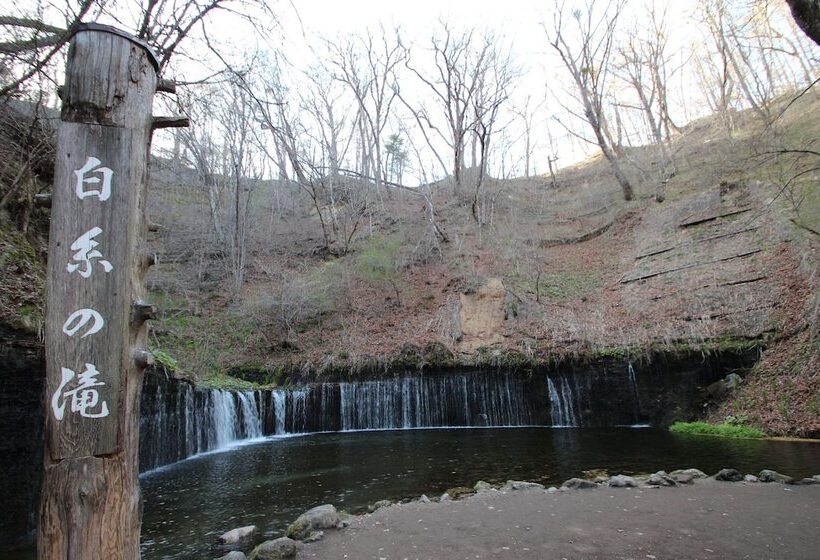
[{"xmin": 2, "ymin": 0, "xmax": 819, "ymax": 434}]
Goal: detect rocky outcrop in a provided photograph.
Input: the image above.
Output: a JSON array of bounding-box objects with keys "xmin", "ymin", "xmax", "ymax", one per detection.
[
  {"xmin": 0, "ymin": 327, "xmax": 44, "ymax": 550},
  {"xmin": 458, "ymin": 278, "xmax": 506, "ymax": 352}
]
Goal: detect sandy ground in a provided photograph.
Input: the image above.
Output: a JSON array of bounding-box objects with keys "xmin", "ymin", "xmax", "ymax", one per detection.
[{"xmin": 298, "ymin": 481, "xmax": 820, "ymax": 560}]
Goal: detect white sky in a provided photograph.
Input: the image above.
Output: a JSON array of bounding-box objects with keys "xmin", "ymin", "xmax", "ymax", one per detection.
[
  {"xmin": 269, "ymin": 0, "xmax": 701, "ymax": 178},
  {"xmin": 289, "ymin": 0, "xmax": 544, "ymax": 35},
  {"xmin": 16, "ymin": 0, "xmax": 807, "ymax": 182}
]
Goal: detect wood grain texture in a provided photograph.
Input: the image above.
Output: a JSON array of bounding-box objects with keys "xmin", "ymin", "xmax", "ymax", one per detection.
[{"xmin": 39, "ymin": 26, "xmax": 156, "ymax": 560}]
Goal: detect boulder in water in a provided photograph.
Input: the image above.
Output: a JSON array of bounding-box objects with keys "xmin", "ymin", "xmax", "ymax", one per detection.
[
  {"xmin": 285, "ymin": 504, "xmax": 340, "ymax": 541},
  {"xmin": 758, "ymin": 469, "xmax": 793, "ymax": 483},
  {"xmin": 218, "ymin": 525, "xmax": 258, "ymax": 548},
  {"xmin": 249, "ymin": 537, "xmax": 299, "ymax": 560},
  {"xmin": 714, "ymin": 468, "xmax": 743, "ymax": 482},
  {"xmin": 744, "ymin": 474, "xmax": 759, "ymax": 483}
]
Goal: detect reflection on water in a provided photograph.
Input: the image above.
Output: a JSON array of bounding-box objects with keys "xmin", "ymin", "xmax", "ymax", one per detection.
[{"xmin": 138, "ymin": 427, "xmax": 820, "ymax": 560}]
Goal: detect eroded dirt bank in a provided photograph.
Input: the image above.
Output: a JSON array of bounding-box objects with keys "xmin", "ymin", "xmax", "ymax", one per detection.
[{"xmin": 299, "ymin": 481, "xmax": 820, "ymax": 560}]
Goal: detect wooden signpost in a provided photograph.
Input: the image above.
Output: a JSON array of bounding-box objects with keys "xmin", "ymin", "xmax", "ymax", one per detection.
[{"xmin": 39, "ymin": 24, "xmax": 185, "ymax": 559}]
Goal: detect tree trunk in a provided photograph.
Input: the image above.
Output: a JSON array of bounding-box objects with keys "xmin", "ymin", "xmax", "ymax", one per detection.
[
  {"xmin": 583, "ymin": 94, "xmax": 634, "ymax": 201},
  {"xmin": 786, "ymin": 0, "xmax": 820, "ymax": 45},
  {"xmin": 600, "ymin": 141, "xmax": 634, "ymax": 201},
  {"xmin": 453, "ymin": 140, "xmax": 463, "ymax": 194},
  {"xmin": 39, "ymin": 24, "xmax": 159, "ymax": 560}
]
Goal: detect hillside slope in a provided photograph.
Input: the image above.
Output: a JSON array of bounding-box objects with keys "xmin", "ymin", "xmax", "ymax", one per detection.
[{"xmin": 1, "ymin": 92, "xmax": 818, "ymax": 436}]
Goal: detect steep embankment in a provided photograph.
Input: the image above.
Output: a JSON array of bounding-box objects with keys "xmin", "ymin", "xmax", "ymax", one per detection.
[{"xmin": 1, "ymin": 94, "xmax": 818, "ymax": 436}]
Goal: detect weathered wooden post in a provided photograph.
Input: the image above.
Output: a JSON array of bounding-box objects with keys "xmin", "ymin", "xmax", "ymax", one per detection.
[{"xmin": 38, "ymin": 24, "xmax": 184, "ymax": 559}]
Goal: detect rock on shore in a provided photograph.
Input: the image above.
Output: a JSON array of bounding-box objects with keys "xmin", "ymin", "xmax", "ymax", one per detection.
[{"xmin": 285, "ymin": 504, "xmax": 343, "ymax": 542}]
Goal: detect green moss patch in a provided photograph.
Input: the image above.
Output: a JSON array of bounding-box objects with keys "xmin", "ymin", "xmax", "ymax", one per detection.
[
  {"xmin": 0, "ymin": 225, "xmax": 45, "ymax": 333},
  {"xmin": 669, "ymin": 421, "xmax": 764, "ymax": 439}
]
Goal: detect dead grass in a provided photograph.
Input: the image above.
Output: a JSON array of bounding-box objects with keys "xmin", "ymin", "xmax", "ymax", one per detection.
[
  {"xmin": 140, "ymin": 91, "xmax": 820, "ymax": 393},
  {"xmin": 2, "ymin": 85, "xmax": 817, "ymax": 434}
]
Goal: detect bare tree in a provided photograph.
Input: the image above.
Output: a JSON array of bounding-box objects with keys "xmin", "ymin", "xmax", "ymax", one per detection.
[
  {"xmin": 1, "ymin": 1, "xmax": 274, "ymax": 98},
  {"xmin": 299, "ymin": 65, "xmax": 358, "ymax": 233},
  {"xmin": 510, "ymin": 94, "xmax": 544, "ymax": 178},
  {"xmin": 401, "ymin": 21, "xmax": 516, "ymax": 222},
  {"xmin": 469, "ymin": 59, "xmax": 516, "ymax": 222},
  {"xmin": 217, "ymin": 80, "xmax": 265, "ymax": 295},
  {"xmin": 614, "ymin": 5, "xmax": 680, "ymax": 201},
  {"xmin": 0, "ymin": 1, "xmax": 99, "ymax": 97},
  {"xmin": 545, "ymin": 0, "xmax": 635, "ymax": 201},
  {"xmin": 327, "ymin": 27, "xmax": 405, "ymax": 205},
  {"xmin": 175, "ymin": 87, "xmax": 228, "ymax": 245}
]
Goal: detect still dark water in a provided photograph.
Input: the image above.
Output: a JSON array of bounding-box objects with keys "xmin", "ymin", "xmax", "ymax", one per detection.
[{"xmin": 137, "ymin": 427, "xmax": 820, "ymax": 560}]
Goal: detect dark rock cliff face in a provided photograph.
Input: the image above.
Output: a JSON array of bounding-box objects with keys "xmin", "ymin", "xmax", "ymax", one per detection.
[
  {"xmin": 552, "ymin": 350, "xmax": 760, "ymax": 427},
  {"xmin": 0, "ymin": 328, "xmax": 45, "ymax": 550}
]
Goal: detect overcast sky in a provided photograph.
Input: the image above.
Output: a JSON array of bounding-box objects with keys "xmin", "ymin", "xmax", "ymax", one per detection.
[{"xmin": 13, "ymin": 0, "xmax": 764, "ymax": 180}]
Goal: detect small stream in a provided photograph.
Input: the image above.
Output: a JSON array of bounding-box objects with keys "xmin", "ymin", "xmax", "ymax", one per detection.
[{"xmin": 139, "ymin": 427, "xmax": 820, "ymax": 560}]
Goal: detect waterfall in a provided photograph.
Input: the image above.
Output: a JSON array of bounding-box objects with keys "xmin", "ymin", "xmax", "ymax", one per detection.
[
  {"xmin": 626, "ymin": 362, "xmax": 642, "ymax": 424},
  {"xmin": 547, "ymin": 376, "xmax": 578, "ymax": 427},
  {"xmin": 139, "ymin": 378, "xmax": 263, "ymax": 472},
  {"xmin": 332, "ymin": 373, "xmax": 535, "ymax": 431},
  {"xmin": 237, "ymin": 391, "xmax": 263, "ymax": 439},
  {"xmin": 289, "ymin": 389, "xmax": 309, "ymax": 433},
  {"xmin": 272, "ymin": 390, "xmax": 286, "ymax": 435},
  {"xmin": 142, "ymin": 370, "xmax": 602, "ymax": 472},
  {"xmin": 142, "ymin": 367, "xmax": 662, "ymax": 472},
  {"xmin": 208, "ymin": 390, "xmax": 238, "ymax": 448}
]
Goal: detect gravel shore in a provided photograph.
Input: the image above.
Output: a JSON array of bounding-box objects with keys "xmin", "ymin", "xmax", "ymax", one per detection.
[{"xmin": 297, "ymin": 480, "xmax": 820, "ymax": 560}]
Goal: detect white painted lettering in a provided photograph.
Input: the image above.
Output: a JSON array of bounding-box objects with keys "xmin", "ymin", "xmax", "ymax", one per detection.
[
  {"xmin": 62, "ymin": 308, "xmax": 105, "ymax": 338},
  {"xmin": 66, "ymin": 227, "xmax": 113, "ymax": 278},
  {"xmin": 73, "ymin": 156, "xmax": 112, "ymax": 201},
  {"xmin": 51, "ymin": 363, "xmax": 110, "ymax": 420}
]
